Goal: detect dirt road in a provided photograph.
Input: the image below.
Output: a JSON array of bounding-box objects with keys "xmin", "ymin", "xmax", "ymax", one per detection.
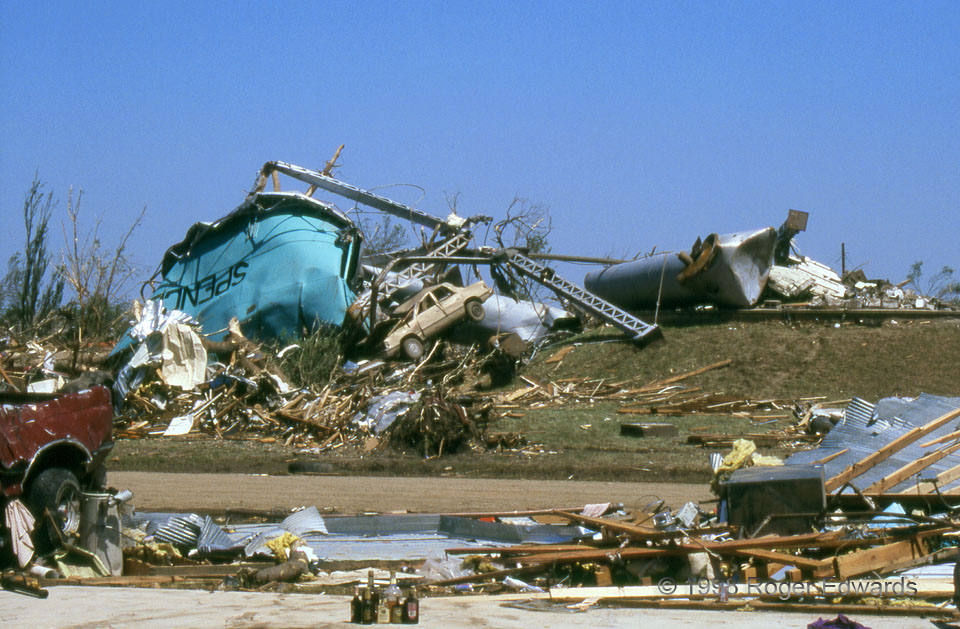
[{"xmin": 109, "ymin": 472, "xmax": 712, "ymax": 513}]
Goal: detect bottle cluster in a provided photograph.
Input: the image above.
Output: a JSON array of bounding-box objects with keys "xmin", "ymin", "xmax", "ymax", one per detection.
[{"xmin": 350, "ymin": 569, "xmax": 419, "ymax": 624}]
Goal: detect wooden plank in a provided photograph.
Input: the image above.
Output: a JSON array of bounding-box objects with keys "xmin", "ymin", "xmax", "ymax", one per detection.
[
  {"xmin": 920, "ymin": 428, "xmax": 960, "ymax": 448},
  {"xmin": 810, "ymin": 448, "xmax": 848, "ymax": 466},
  {"xmin": 864, "ymin": 441, "xmax": 960, "ymax": 493},
  {"xmin": 825, "ymin": 406, "xmax": 960, "ymax": 492},
  {"xmin": 730, "ymin": 548, "xmax": 831, "ymax": 573},
  {"xmin": 620, "ymin": 423, "xmax": 679, "ymax": 438},
  {"xmin": 903, "ymin": 459, "xmax": 960, "ymax": 494},
  {"xmin": 833, "ymin": 538, "xmax": 927, "ymax": 580},
  {"xmin": 654, "ymin": 359, "xmax": 732, "ymax": 385},
  {"xmin": 549, "ymin": 511, "xmax": 661, "ymax": 539}
]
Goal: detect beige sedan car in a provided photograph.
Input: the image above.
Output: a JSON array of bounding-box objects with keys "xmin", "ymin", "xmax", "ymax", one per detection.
[{"xmin": 382, "ymin": 281, "xmax": 494, "ymax": 360}]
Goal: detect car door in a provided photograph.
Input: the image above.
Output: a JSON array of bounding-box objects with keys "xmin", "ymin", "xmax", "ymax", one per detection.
[{"xmin": 414, "ymin": 292, "xmax": 441, "ymax": 338}]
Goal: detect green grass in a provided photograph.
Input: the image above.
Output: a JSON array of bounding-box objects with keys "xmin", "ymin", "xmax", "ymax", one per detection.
[
  {"xmin": 110, "ymin": 405, "xmax": 794, "ymax": 483},
  {"xmin": 110, "ymin": 317, "xmax": 960, "ymax": 481},
  {"xmin": 526, "ymin": 318, "xmax": 960, "ymax": 399}
]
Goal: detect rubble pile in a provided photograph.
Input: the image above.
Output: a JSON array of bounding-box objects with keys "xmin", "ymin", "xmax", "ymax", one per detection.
[
  {"xmin": 765, "ymin": 255, "xmax": 958, "ymax": 311},
  {"xmin": 53, "ymin": 394, "xmax": 958, "ymax": 618},
  {"xmin": 109, "ymin": 305, "xmax": 502, "ymax": 454},
  {"xmin": 407, "ymin": 398, "xmax": 960, "ymax": 616}
]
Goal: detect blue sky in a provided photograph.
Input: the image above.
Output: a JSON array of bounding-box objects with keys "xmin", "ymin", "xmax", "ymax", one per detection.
[{"xmin": 2, "ymin": 1, "xmax": 958, "ymax": 296}]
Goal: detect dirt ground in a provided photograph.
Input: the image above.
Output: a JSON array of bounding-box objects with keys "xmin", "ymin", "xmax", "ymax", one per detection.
[{"xmin": 109, "ymin": 471, "xmax": 713, "ymax": 514}]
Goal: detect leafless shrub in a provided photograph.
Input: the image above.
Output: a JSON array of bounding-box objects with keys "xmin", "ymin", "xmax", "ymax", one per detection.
[
  {"xmin": 908, "ymin": 260, "xmax": 960, "ymax": 304},
  {"xmin": 491, "ymin": 196, "xmax": 553, "ymax": 254},
  {"xmin": 486, "ymin": 197, "xmax": 554, "ymax": 302},
  {"xmin": 359, "ymin": 215, "xmax": 410, "ymax": 256},
  {"xmin": 0, "ymin": 175, "xmax": 65, "ymax": 334},
  {"xmin": 59, "ymin": 187, "xmax": 146, "ymax": 343}
]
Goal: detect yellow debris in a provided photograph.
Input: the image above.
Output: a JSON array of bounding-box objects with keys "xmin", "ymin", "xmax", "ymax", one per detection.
[{"xmin": 265, "ymin": 532, "xmax": 301, "ymax": 562}]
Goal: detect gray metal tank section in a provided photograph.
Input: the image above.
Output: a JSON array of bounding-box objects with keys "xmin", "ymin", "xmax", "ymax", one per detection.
[{"xmin": 584, "ymin": 227, "xmax": 777, "ymax": 309}]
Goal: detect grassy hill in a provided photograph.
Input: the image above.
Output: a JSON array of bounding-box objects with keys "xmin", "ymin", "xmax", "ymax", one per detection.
[{"xmin": 111, "ymin": 317, "xmax": 960, "ymax": 482}]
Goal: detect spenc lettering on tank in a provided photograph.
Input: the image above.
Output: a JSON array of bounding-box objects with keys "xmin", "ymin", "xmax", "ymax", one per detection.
[{"xmin": 153, "ymin": 261, "xmax": 248, "ymax": 310}]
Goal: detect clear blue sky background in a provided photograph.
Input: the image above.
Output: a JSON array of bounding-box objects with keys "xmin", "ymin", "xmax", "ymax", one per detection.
[{"xmin": 2, "ymin": 1, "xmax": 958, "ymax": 296}]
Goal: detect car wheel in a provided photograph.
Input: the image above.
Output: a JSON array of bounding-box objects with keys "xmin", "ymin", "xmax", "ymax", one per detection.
[
  {"xmin": 28, "ymin": 467, "xmax": 82, "ymax": 551},
  {"xmin": 402, "ymin": 336, "xmax": 424, "ymax": 360},
  {"xmin": 465, "ymin": 299, "xmax": 485, "ymax": 322}
]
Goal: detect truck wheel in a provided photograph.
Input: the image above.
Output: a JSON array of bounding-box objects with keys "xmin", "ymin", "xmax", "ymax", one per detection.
[
  {"xmin": 28, "ymin": 467, "xmax": 82, "ymax": 551},
  {"xmin": 464, "ymin": 299, "xmax": 485, "ymax": 322},
  {"xmin": 402, "ymin": 336, "xmax": 424, "ymax": 361}
]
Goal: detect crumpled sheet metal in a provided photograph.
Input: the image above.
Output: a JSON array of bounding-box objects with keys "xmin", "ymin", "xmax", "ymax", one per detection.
[
  {"xmin": 153, "ymin": 513, "xmax": 206, "ymax": 548},
  {"xmin": 244, "ymin": 507, "xmax": 330, "ymax": 557},
  {"xmin": 584, "ymin": 227, "xmax": 777, "ymax": 309},
  {"xmin": 353, "ymin": 390, "xmax": 421, "ymax": 434},
  {"xmin": 447, "ymin": 294, "xmax": 578, "ymax": 343},
  {"xmin": 126, "ymin": 512, "xmax": 251, "ymax": 554},
  {"xmin": 148, "ymin": 192, "xmax": 361, "ymax": 341},
  {"xmin": 159, "ymin": 323, "xmax": 207, "ymax": 390},
  {"xmin": 129, "ymin": 510, "xmax": 587, "ymax": 562},
  {"xmin": 114, "ymin": 319, "xmax": 208, "ymax": 403},
  {"xmin": 4, "ymin": 498, "xmax": 36, "ymax": 567}
]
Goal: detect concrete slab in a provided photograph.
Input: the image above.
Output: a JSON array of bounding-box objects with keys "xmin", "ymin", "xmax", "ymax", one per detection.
[{"xmin": 1, "ymin": 586, "xmax": 941, "ymax": 629}]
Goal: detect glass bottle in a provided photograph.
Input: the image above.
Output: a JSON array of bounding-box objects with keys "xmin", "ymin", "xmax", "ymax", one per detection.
[
  {"xmin": 351, "ymin": 585, "xmax": 362, "ymax": 623},
  {"xmin": 385, "ymin": 571, "xmax": 403, "ymax": 623},
  {"xmin": 401, "ymin": 586, "xmax": 419, "ymax": 624}
]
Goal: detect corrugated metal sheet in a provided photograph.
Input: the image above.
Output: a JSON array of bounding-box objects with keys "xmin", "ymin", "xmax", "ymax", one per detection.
[
  {"xmin": 154, "ymin": 513, "xmax": 205, "ymax": 548},
  {"xmin": 787, "ymin": 394, "xmax": 960, "ymax": 493},
  {"xmin": 279, "ymin": 506, "xmax": 329, "ymax": 536}
]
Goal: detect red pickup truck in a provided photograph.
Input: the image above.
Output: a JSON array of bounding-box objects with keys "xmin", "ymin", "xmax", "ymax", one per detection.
[{"xmin": 1, "ymin": 385, "xmax": 114, "ymax": 554}]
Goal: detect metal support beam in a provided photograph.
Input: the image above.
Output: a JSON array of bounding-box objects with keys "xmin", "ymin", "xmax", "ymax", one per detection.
[{"xmin": 255, "ymin": 161, "xmax": 450, "ymax": 232}]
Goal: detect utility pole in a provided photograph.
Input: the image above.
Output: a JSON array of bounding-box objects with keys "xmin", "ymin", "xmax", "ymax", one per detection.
[{"xmin": 841, "ymin": 243, "xmax": 846, "ymax": 278}]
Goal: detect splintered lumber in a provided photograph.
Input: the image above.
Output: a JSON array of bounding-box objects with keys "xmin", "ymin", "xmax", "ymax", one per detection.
[
  {"xmin": 825, "ymin": 406, "xmax": 960, "ymax": 492},
  {"xmin": 508, "ymin": 531, "xmax": 860, "ymax": 566},
  {"xmin": 432, "ymin": 562, "xmax": 548, "ymax": 586},
  {"xmin": 730, "ymin": 548, "xmax": 832, "ymax": 576},
  {"xmin": 864, "ymin": 441, "xmax": 960, "ymax": 493},
  {"xmin": 544, "ymin": 346, "xmax": 575, "ymax": 363}
]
